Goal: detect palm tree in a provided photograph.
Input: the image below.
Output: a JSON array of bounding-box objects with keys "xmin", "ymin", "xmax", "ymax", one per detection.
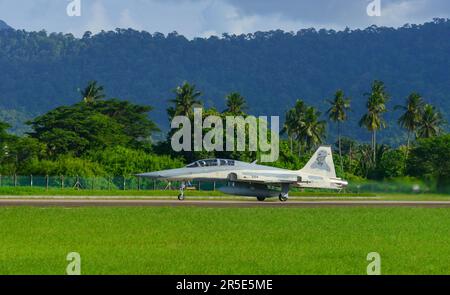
[
  {"xmin": 224, "ymin": 92, "xmax": 247, "ymax": 115},
  {"xmin": 281, "ymin": 108, "xmax": 298, "ymax": 153},
  {"xmin": 282, "ymin": 100, "xmax": 326, "ymax": 156},
  {"xmin": 359, "ymin": 80, "xmax": 389, "ymax": 163},
  {"xmin": 80, "ymin": 81, "xmax": 106, "ymax": 103},
  {"xmin": 395, "ymin": 93, "xmax": 425, "ymax": 149},
  {"xmin": 291, "ymin": 100, "xmax": 308, "ymax": 156},
  {"xmin": 167, "ymin": 82, "xmax": 202, "ymax": 119},
  {"xmin": 326, "ymin": 90, "xmax": 351, "ymax": 170},
  {"xmin": 416, "ymin": 104, "xmax": 445, "ymax": 138},
  {"xmin": 300, "ymin": 106, "xmax": 327, "ymax": 152}
]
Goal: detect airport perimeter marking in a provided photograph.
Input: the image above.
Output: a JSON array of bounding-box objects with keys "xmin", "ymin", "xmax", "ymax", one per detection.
[{"xmin": 1, "ymin": 199, "xmax": 450, "ymax": 208}]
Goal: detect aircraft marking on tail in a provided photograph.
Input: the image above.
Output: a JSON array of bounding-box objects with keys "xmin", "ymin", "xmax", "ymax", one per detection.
[
  {"xmin": 300, "ymin": 146, "xmax": 336, "ymax": 178},
  {"xmin": 311, "ymin": 149, "xmax": 331, "ymax": 172}
]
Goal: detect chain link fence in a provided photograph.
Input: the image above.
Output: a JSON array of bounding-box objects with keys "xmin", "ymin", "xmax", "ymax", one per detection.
[
  {"xmin": 0, "ymin": 175, "xmax": 227, "ymax": 191},
  {"xmin": 0, "ymin": 175, "xmax": 438, "ymax": 194}
]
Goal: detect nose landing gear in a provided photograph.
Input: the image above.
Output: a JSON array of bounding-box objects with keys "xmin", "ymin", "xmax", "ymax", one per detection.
[{"xmin": 178, "ymin": 182, "xmax": 186, "ymax": 201}]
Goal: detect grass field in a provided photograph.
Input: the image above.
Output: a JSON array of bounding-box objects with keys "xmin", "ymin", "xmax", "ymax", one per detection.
[{"xmin": 1, "ymin": 206, "xmax": 450, "ymax": 274}]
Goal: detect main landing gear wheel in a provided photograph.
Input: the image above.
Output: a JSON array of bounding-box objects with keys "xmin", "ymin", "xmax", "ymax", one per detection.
[
  {"xmin": 178, "ymin": 194, "xmax": 185, "ymax": 201},
  {"xmin": 279, "ymin": 193, "xmax": 288, "ymax": 202},
  {"xmin": 257, "ymin": 196, "xmax": 266, "ymax": 202}
]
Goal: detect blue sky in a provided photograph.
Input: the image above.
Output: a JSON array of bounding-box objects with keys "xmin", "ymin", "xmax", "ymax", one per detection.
[{"xmin": 0, "ymin": 0, "xmax": 449, "ymax": 38}]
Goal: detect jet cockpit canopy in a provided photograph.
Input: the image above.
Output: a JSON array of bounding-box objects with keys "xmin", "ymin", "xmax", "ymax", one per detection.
[{"xmin": 186, "ymin": 159, "xmax": 236, "ymax": 168}]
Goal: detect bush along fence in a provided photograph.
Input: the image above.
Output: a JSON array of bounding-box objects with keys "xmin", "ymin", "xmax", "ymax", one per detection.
[
  {"xmin": 0, "ymin": 175, "xmax": 436, "ymax": 194},
  {"xmin": 0, "ymin": 175, "xmax": 225, "ymax": 191}
]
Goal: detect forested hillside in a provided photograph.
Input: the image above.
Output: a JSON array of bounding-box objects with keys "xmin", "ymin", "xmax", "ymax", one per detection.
[{"xmin": 0, "ymin": 18, "xmax": 449, "ymax": 143}]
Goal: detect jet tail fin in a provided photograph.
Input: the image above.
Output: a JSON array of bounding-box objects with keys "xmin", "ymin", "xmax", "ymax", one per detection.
[{"xmin": 300, "ymin": 146, "xmax": 336, "ymax": 178}]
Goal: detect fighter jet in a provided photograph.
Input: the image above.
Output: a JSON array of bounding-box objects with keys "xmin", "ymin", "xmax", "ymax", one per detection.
[{"xmin": 138, "ymin": 146, "xmax": 348, "ymax": 202}]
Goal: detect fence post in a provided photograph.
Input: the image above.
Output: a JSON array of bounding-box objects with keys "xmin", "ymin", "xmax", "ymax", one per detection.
[
  {"xmin": 137, "ymin": 176, "xmax": 141, "ymax": 191},
  {"xmin": 14, "ymin": 174, "xmax": 17, "ymax": 187},
  {"xmin": 46, "ymin": 175, "xmax": 49, "ymax": 190},
  {"xmin": 123, "ymin": 176, "xmax": 126, "ymax": 191},
  {"xmin": 198, "ymin": 181, "xmax": 201, "ymax": 191},
  {"xmin": 61, "ymin": 175, "xmax": 64, "ymax": 189},
  {"xmin": 92, "ymin": 177, "xmax": 95, "ymax": 190},
  {"xmin": 30, "ymin": 174, "xmax": 33, "ymax": 187},
  {"xmin": 213, "ymin": 181, "xmax": 216, "ymax": 191},
  {"xmin": 153, "ymin": 179, "xmax": 156, "ymax": 190},
  {"xmin": 108, "ymin": 176, "xmax": 111, "ymax": 191}
]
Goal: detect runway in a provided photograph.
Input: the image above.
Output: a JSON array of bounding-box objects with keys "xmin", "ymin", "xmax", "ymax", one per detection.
[{"xmin": 1, "ymin": 199, "xmax": 450, "ymax": 208}]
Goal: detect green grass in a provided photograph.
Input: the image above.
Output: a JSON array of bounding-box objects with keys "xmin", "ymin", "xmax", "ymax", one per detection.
[{"xmin": 1, "ymin": 207, "xmax": 450, "ymax": 274}]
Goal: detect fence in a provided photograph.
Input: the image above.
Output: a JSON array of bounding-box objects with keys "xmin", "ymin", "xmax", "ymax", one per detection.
[
  {"xmin": 0, "ymin": 174, "xmax": 438, "ymax": 194},
  {"xmin": 0, "ymin": 175, "xmax": 226, "ymax": 191}
]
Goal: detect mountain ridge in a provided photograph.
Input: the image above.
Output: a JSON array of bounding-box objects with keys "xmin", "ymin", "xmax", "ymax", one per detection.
[{"xmin": 0, "ymin": 18, "xmax": 449, "ymax": 143}]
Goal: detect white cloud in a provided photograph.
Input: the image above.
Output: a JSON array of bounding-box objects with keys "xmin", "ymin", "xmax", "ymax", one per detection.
[
  {"xmin": 119, "ymin": 8, "xmax": 142, "ymax": 30},
  {"xmin": 375, "ymin": 0, "xmax": 427, "ymax": 26},
  {"xmin": 195, "ymin": 0, "xmax": 314, "ymax": 37},
  {"xmin": 84, "ymin": 0, "xmax": 111, "ymax": 33},
  {"xmin": 374, "ymin": 0, "xmax": 449, "ymax": 27},
  {"xmin": 0, "ymin": 0, "xmax": 449, "ymax": 38}
]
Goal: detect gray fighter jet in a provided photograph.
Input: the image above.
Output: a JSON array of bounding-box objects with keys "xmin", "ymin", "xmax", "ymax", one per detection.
[{"xmin": 138, "ymin": 146, "xmax": 348, "ymax": 202}]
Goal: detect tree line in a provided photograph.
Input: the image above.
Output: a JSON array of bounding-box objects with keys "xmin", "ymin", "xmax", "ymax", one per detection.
[
  {"xmin": 281, "ymin": 80, "xmax": 447, "ymax": 190},
  {"xmin": 0, "ymin": 80, "xmax": 448, "ymax": 192},
  {"xmin": 283, "ymin": 80, "xmax": 444, "ymax": 162}
]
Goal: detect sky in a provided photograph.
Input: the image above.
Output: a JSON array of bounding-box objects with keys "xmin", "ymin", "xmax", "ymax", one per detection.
[{"xmin": 0, "ymin": 0, "xmax": 449, "ymax": 38}]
